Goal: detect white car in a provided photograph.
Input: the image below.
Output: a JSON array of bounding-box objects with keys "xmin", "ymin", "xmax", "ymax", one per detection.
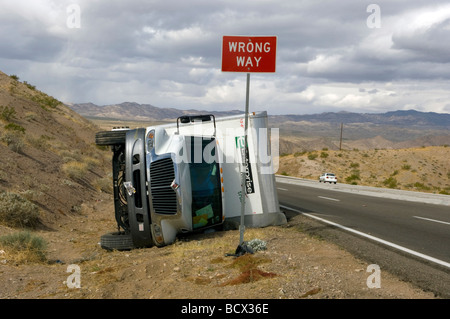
[{"xmin": 319, "ymin": 173, "xmax": 337, "ymax": 184}]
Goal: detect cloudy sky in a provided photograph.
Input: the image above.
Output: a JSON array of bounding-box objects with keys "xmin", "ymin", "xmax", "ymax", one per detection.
[{"xmin": 1, "ymin": 0, "xmax": 450, "ymax": 115}]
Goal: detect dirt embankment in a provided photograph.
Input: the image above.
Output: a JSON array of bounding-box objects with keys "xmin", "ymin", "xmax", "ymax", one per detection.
[{"xmin": 0, "ymin": 192, "xmax": 438, "ymax": 299}]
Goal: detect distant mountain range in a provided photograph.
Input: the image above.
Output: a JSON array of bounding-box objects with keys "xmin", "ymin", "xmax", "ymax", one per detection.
[
  {"xmin": 270, "ymin": 109, "xmax": 450, "ymax": 128},
  {"xmin": 68, "ymin": 102, "xmax": 449, "ymax": 128},
  {"xmin": 68, "ymin": 102, "xmax": 449, "ymax": 150},
  {"xmin": 67, "ymin": 102, "xmax": 243, "ymax": 122}
]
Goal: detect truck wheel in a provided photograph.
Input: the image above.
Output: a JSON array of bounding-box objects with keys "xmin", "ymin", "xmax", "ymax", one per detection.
[
  {"xmin": 95, "ymin": 130, "xmax": 127, "ymax": 146},
  {"xmin": 100, "ymin": 231, "xmax": 134, "ymax": 251}
]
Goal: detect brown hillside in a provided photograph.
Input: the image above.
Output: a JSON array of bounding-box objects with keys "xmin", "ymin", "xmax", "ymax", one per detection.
[
  {"xmin": 0, "ymin": 71, "xmax": 110, "ymax": 228},
  {"xmin": 278, "ymin": 146, "xmax": 450, "ymax": 194}
]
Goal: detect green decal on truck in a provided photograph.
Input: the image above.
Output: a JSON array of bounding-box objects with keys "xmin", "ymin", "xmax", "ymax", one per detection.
[{"xmin": 235, "ymin": 136, "xmax": 255, "ymax": 194}]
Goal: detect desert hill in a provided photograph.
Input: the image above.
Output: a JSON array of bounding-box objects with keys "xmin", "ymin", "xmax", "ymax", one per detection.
[
  {"xmin": 0, "ymin": 70, "xmax": 110, "ymax": 228},
  {"xmin": 278, "ymin": 133, "xmax": 450, "ymax": 154},
  {"xmin": 278, "ymin": 146, "xmax": 450, "ymax": 195},
  {"xmin": 272, "ymin": 110, "xmax": 449, "ymax": 152}
]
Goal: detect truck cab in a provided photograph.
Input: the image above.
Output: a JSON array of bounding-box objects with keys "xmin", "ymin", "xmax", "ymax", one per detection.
[
  {"xmin": 96, "ymin": 112, "xmax": 285, "ymax": 250},
  {"xmin": 96, "ymin": 115, "xmax": 224, "ymax": 249}
]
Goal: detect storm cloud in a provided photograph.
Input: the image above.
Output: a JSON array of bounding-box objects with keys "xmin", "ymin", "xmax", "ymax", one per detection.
[{"xmin": 1, "ymin": 0, "xmax": 450, "ymax": 115}]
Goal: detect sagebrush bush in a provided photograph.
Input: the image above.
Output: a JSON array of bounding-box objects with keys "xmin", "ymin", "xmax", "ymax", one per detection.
[
  {"xmin": 62, "ymin": 161, "xmax": 88, "ymax": 180},
  {"xmin": 0, "ymin": 192, "xmax": 40, "ymax": 228},
  {"xmin": 4, "ymin": 122, "xmax": 26, "ymax": 133},
  {"xmin": 84, "ymin": 156, "xmax": 100, "ymax": 169},
  {"xmin": 383, "ymin": 177, "xmax": 398, "ymax": 188},
  {"xmin": 26, "ymin": 135, "xmax": 50, "ymax": 151},
  {"xmin": 31, "ymin": 94, "xmax": 61, "ymax": 110},
  {"xmin": 1, "ymin": 131, "xmax": 25, "ymax": 153},
  {"xmin": 94, "ymin": 177, "xmax": 113, "ymax": 193},
  {"xmin": 346, "ymin": 174, "xmax": 360, "ymax": 184},
  {"xmin": 0, "ymin": 231, "xmax": 47, "ymax": 263},
  {"xmin": 0, "ymin": 105, "xmax": 16, "ymax": 122},
  {"xmin": 23, "ymin": 81, "xmax": 36, "ymax": 90},
  {"xmin": 293, "ymin": 151, "xmax": 306, "ymax": 157}
]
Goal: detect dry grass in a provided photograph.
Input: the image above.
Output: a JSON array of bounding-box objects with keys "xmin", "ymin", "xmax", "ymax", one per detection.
[
  {"xmin": 157, "ymin": 228, "xmax": 279, "ymax": 288},
  {"xmin": 0, "ymin": 192, "xmax": 40, "ymax": 228},
  {"xmin": 93, "ymin": 177, "xmax": 114, "ymax": 193},
  {"xmin": 61, "ymin": 161, "xmax": 89, "ymax": 181},
  {"xmin": 278, "ymin": 146, "xmax": 450, "ymax": 194},
  {"xmin": 0, "ymin": 231, "xmax": 47, "ymax": 264}
]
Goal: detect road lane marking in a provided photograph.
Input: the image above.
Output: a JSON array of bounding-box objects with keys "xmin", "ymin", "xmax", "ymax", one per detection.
[
  {"xmin": 413, "ymin": 216, "xmax": 450, "ymax": 226},
  {"xmin": 318, "ymin": 196, "xmax": 340, "ymax": 202},
  {"xmin": 280, "ymin": 204, "xmax": 450, "ymax": 270},
  {"xmin": 277, "ymin": 187, "xmax": 288, "ymax": 191}
]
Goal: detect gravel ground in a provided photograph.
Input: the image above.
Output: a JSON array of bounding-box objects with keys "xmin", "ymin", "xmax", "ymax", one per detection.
[{"xmin": 0, "ymin": 193, "xmax": 438, "ymax": 300}]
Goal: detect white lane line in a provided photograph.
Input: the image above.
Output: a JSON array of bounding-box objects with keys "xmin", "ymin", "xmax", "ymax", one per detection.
[
  {"xmin": 318, "ymin": 196, "xmax": 340, "ymax": 202},
  {"xmin": 413, "ymin": 216, "xmax": 450, "ymax": 226},
  {"xmin": 280, "ymin": 204, "xmax": 450, "ymax": 270},
  {"xmin": 277, "ymin": 187, "xmax": 288, "ymax": 191}
]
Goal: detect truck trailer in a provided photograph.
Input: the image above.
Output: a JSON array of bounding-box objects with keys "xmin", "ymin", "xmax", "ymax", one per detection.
[{"xmin": 95, "ymin": 111, "xmax": 286, "ymax": 250}]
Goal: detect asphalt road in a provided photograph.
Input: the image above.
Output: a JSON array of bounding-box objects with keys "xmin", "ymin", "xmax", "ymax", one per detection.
[{"xmin": 276, "ymin": 175, "xmax": 450, "ymax": 297}]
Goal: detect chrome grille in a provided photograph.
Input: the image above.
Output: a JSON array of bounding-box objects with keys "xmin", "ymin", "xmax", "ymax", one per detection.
[{"xmin": 150, "ymin": 157, "xmax": 177, "ymax": 215}]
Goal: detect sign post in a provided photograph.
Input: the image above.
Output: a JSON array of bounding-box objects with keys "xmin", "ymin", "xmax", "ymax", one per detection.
[
  {"xmin": 240, "ymin": 72, "xmax": 250, "ymax": 245},
  {"xmin": 221, "ymin": 35, "xmax": 277, "ymax": 250}
]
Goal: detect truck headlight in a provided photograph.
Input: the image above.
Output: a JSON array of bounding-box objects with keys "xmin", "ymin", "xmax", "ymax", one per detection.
[{"xmin": 147, "ymin": 129, "xmax": 155, "ymax": 151}]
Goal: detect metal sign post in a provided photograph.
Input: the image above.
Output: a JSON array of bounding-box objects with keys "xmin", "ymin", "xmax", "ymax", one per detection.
[
  {"xmin": 239, "ymin": 72, "xmax": 250, "ymax": 245},
  {"xmin": 221, "ymin": 35, "xmax": 277, "ymax": 255}
]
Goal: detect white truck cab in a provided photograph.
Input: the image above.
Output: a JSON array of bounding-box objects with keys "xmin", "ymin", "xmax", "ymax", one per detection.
[{"xmin": 95, "ymin": 111, "xmax": 285, "ymax": 249}]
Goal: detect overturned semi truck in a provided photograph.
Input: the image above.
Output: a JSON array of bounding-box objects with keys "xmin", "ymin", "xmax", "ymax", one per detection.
[{"xmin": 95, "ymin": 111, "xmax": 286, "ymax": 250}]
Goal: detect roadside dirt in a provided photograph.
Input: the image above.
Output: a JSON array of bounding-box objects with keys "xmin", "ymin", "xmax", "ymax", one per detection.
[{"xmin": 0, "ymin": 192, "xmax": 438, "ymax": 299}]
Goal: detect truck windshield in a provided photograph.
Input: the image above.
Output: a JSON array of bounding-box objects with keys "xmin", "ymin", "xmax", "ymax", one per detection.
[{"xmin": 189, "ymin": 137, "xmax": 223, "ymax": 229}]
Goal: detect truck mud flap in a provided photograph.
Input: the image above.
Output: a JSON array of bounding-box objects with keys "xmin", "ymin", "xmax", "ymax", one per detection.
[{"xmin": 125, "ymin": 129, "xmax": 153, "ymax": 248}]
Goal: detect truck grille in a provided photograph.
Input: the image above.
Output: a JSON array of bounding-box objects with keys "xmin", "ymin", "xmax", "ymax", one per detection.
[{"xmin": 150, "ymin": 157, "xmax": 177, "ymax": 215}]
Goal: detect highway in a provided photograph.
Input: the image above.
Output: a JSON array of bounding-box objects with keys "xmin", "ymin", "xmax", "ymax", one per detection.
[{"xmin": 276, "ymin": 175, "xmax": 450, "ymax": 297}]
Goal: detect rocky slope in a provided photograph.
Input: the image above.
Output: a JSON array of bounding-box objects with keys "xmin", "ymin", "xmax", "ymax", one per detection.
[{"xmin": 0, "ymin": 70, "xmax": 110, "ymax": 228}]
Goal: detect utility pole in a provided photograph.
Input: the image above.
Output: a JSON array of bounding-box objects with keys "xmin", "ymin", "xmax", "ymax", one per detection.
[{"xmin": 339, "ymin": 122, "xmax": 343, "ymax": 151}]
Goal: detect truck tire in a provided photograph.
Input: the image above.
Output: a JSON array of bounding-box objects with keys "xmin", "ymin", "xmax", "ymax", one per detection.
[
  {"xmin": 100, "ymin": 231, "xmax": 134, "ymax": 251},
  {"xmin": 95, "ymin": 130, "xmax": 127, "ymax": 146}
]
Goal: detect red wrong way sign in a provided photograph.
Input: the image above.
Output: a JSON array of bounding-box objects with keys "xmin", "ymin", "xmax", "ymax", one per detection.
[{"xmin": 222, "ymin": 36, "xmax": 277, "ymax": 73}]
